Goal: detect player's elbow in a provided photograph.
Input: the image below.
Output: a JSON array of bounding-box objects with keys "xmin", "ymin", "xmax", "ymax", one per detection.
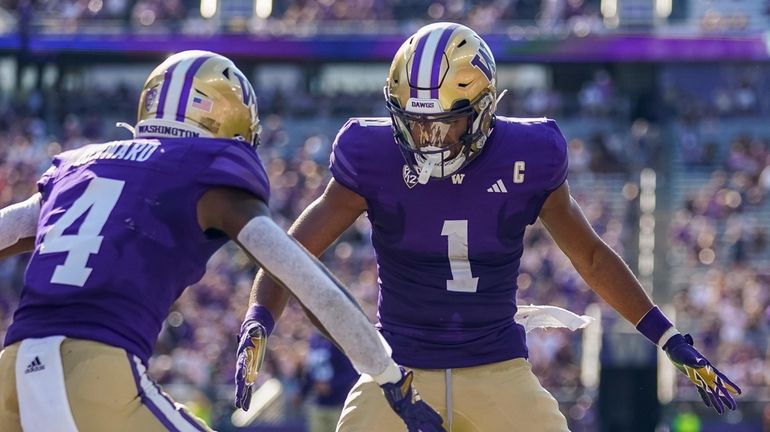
[
  {"xmin": 0, "ymin": 193, "xmax": 41, "ymax": 247},
  {"xmin": 198, "ymin": 187, "xmax": 270, "ymax": 239}
]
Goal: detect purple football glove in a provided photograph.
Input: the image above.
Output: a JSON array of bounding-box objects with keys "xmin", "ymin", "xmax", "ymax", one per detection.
[
  {"xmin": 234, "ymin": 321, "xmax": 268, "ymax": 410},
  {"xmin": 663, "ymin": 333, "xmax": 741, "ymax": 414},
  {"xmin": 380, "ymin": 368, "xmax": 446, "ymax": 432}
]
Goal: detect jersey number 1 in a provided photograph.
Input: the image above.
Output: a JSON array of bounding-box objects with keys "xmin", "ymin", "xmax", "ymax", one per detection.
[
  {"xmin": 441, "ymin": 220, "xmax": 478, "ymax": 292},
  {"xmin": 40, "ymin": 177, "xmax": 125, "ymax": 287}
]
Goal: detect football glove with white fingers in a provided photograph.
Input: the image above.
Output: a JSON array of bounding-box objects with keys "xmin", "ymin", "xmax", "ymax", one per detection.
[
  {"xmin": 380, "ymin": 368, "xmax": 446, "ymax": 432},
  {"xmin": 663, "ymin": 333, "xmax": 741, "ymax": 414}
]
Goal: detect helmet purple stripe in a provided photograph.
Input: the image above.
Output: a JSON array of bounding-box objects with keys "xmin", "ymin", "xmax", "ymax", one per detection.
[
  {"xmin": 175, "ymin": 56, "xmax": 212, "ymax": 122},
  {"xmin": 234, "ymin": 72, "xmax": 250, "ymax": 105},
  {"xmin": 430, "ymin": 24, "xmax": 458, "ymax": 99},
  {"xmin": 409, "ymin": 34, "xmax": 429, "ymax": 98},
  {"xmin": 155, "ymin": 63, "xmax": 177, "ymax": 119}
]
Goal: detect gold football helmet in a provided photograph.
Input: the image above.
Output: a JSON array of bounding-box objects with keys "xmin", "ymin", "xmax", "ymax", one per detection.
[
  {"xmin": 135, "ymin": 50, "xmax": 260, "ymax": 147},
  {"xmin": 385, "ymin": 23, "xmax": 497, "ymax": 183}
]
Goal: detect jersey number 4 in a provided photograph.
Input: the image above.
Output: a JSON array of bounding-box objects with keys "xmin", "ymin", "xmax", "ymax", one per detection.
[
  {"xmin": 40, "ymin": 177, "xmax": 125, "ymax": 287},
  {"xmin": 441, "ymin": 220, "xmax": 478, "ymax": 292}
]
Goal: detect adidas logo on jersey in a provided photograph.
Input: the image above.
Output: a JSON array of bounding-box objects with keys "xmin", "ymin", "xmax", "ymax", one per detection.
[
  {"xmin": 487, "ymin": 179, "xmax": 508, "ymax": 193},
  {"xmin": 24, "ymin": 356, "xmax": 45, "ymax": 374}
]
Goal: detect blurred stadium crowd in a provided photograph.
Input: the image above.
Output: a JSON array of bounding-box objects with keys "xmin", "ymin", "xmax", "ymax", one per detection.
[
  {"xmin": 8, "ymin": 0, "xmax": 603, "ymax": 34},
  {"xmin": 7, "ymin": 0, "xmax": 767, "ymax": 36}
]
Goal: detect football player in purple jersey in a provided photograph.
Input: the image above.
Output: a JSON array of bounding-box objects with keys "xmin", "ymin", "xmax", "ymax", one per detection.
[
  {"xmin": 239, "ymin": 23, "xmax": 741, "ymax": 431},
  {"xmin": 0, "ymin": 51, "xmax": 444, "ymax": 432}
]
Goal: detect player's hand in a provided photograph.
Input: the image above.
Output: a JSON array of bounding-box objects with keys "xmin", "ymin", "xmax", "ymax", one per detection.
[
  {"xmin": 663, "ymin": 333, "xmax": 741, "ymax": 414},
  {"xmin": 234, "ymin": 320, "xmax": 268, "ymax": 410},
  {"xmin": 380, "ymin": 367, "xmax": 446, "ymax": 432}
]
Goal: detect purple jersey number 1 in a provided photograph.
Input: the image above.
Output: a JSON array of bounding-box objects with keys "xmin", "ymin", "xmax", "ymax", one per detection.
[
  {"xmin": 39, "ymin": 177, "xmax": 125, "ymax": 287},
  {"xmin": 441, "ymin": 220, "xmax": 478, "ymax": 292}
]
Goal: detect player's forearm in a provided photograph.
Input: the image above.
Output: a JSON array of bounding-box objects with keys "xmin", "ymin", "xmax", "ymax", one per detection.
[
  {"xmin": 250, "ymin": 269, "xmax": 292, "ymax": 319},
  {"xmin": 237, "ymin": 216, "xmax": 398, "ymax": 380},
  {"xmin": 0, "ymin": 193, "xmax": 40, "ymax": 252},
  {"xmin": 249, "ymin": 265, "xmax": 339, "ymax": 344},
  {"xmin": 247, "ymin": 195, "xmax": 351, "ymax": 322},
  {"xmin": 248, "ymin": 185, "xmax": 364, "ymax": 328},
  {"xmin": 249, "ymin": 268, "xmax": 340, "ymax": 358},
  {"xmin": 576, "ymin": 243, "xmax": 654, "ymax": 325}
]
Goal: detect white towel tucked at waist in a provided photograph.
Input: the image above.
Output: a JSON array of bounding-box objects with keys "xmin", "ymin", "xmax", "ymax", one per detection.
[
  {"xmin": 15, "ymin": 335, "xmax": 79, "ymax": 432},
  {"xmin": 515, "ymin": 304, "xmax": 595, "ymax": 333}
]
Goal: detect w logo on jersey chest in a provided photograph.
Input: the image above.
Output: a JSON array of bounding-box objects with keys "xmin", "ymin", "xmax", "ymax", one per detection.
[{"xmin": 451, "ymin": 174, "xmax": 465, "ymax": 184}]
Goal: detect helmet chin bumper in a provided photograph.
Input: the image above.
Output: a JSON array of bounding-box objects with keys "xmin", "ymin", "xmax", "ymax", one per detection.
[{"xmin": 413, "ymin": 149, "xmax": 468, "ymax": 184}]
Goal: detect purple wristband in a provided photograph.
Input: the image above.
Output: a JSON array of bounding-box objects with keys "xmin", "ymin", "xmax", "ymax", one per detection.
[
  {"xmin": 244, "ymin": 304, "xmax": 275, "ymax": 337},
  {"xmin": 635, "ymin": 306, "xmax": 673, "ymax": 345}
]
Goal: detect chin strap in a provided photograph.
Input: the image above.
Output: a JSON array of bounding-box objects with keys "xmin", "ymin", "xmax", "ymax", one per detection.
[
  {"xmin": 417, "ymin": 155, "xmax": 440, "ymax": 184},
  {"xmin": 115, "ymin": 122, "xmax": 136, "ymax": 136},
  {"xmin": 415, "ymin": 144, "xmax": 469, "ymax": 184},
  {"xmin": 496, "ymin": 89, "xmax": 508, "ymax": 104}
]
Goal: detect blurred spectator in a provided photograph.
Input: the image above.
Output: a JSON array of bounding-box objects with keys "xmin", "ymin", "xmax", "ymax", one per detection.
[
  {"xmin": 578, "ymin": 70, "xmax": 615, "ymax": 117},
  {"xmin": 299, "ymin": 332, "xmax": 358, "ymax": 432}
]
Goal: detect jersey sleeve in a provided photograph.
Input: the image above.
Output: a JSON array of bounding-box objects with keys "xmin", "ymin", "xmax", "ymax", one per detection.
[
  {"xmin": 543, "ymin": 119, "xmax": 569, "ymax": 192},
  {"xmin": 329, "ymin": 119, "xmax": 364, "ymax": 195},
  {"xmin": 197, "ymin": 142, "xmax": 271, "ymax": 204},
  {"xmin": 36, "ymin": 157, "xmax": 61, "ymax": 199},
  {"xmin": 526, "ymin": 119, "xmax": 569, "ymax": 225}
]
